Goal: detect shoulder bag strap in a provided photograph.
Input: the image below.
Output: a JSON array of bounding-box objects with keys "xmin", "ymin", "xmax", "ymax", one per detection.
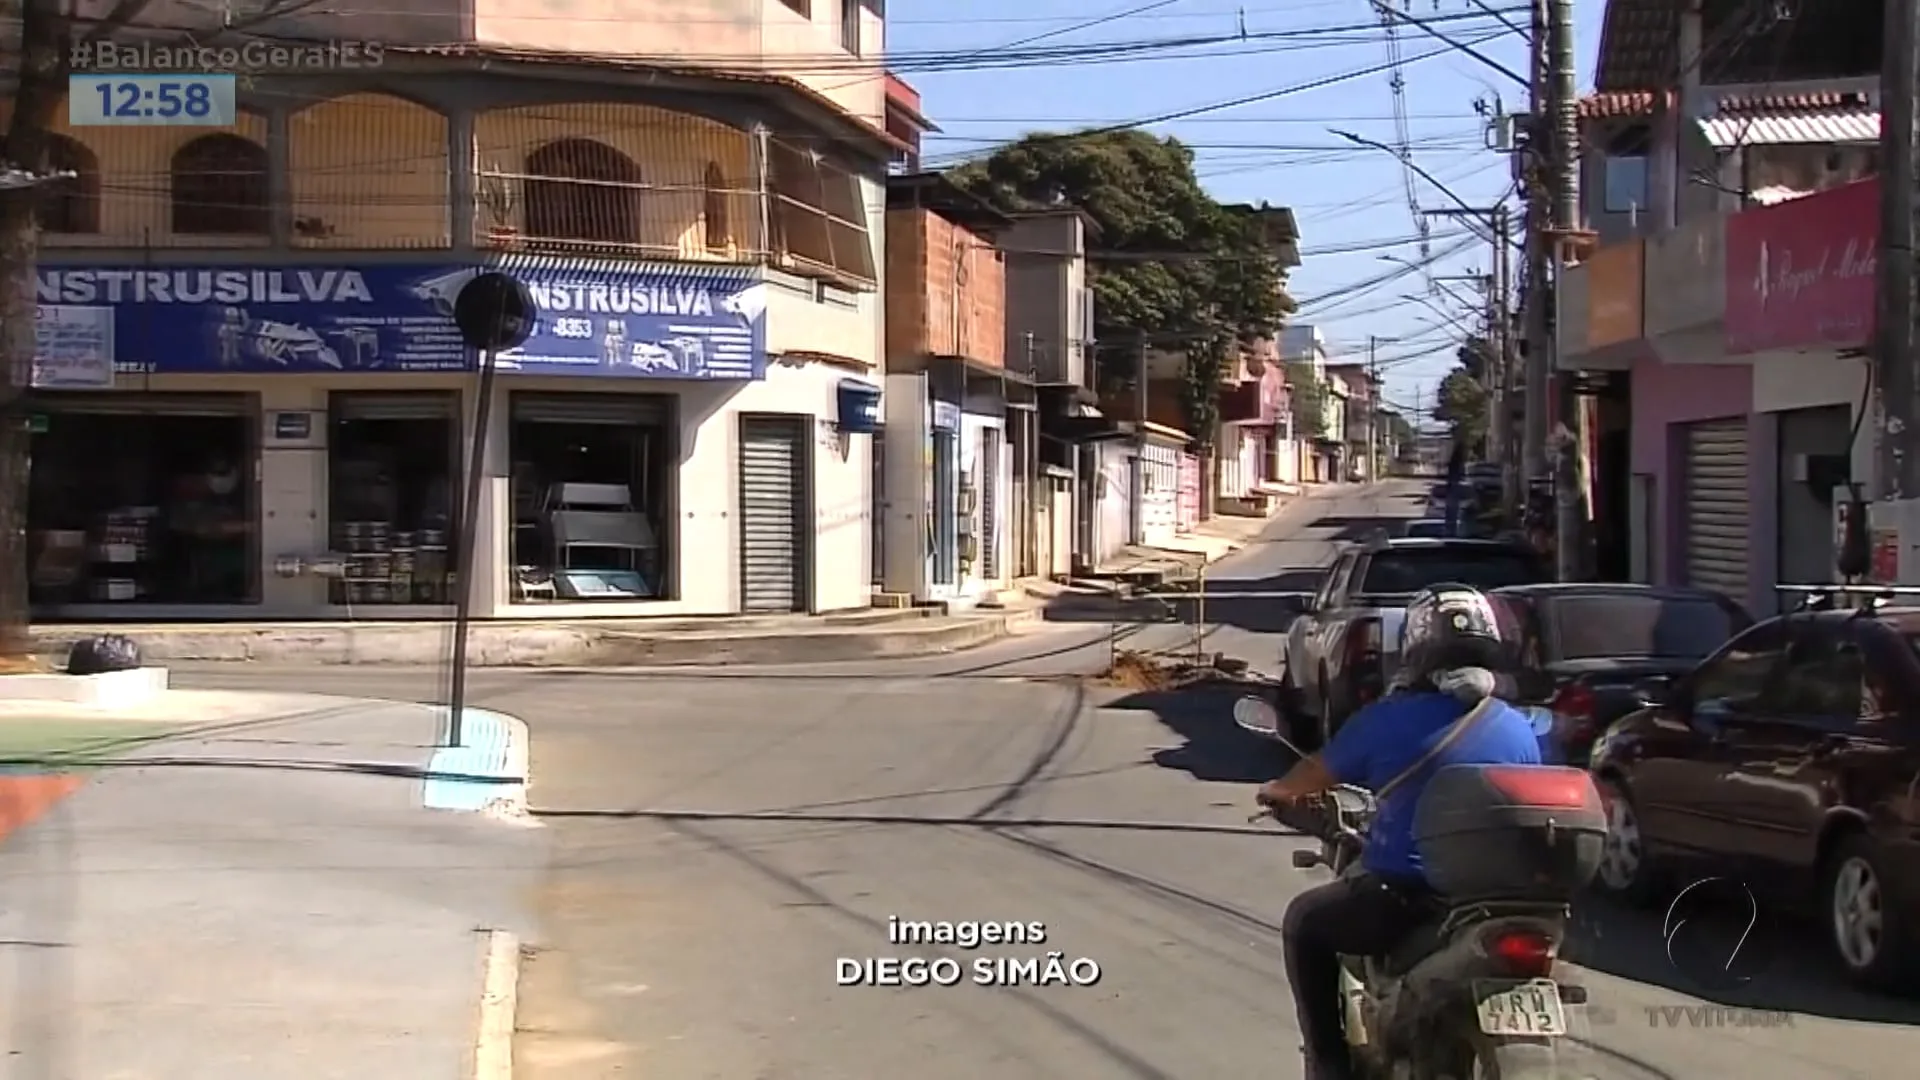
[{"xmin": 1372, "ymin": 696, "xmax": 1499, "ymax": 803}]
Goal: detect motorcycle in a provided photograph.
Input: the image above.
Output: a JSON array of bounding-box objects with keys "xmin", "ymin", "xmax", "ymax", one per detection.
[{"xmin": 1234, "ymin": 696, "xmax": 1595, "ymax": 1080}]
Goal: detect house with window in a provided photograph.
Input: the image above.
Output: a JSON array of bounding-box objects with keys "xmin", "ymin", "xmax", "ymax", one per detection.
[
  {"xmin": 1559, "ymin": 0, "xmax": 1881, "ymax": 610},
  {"xmin": 18, "ymin": 0, "xmax": 895, "ymax": 622}
]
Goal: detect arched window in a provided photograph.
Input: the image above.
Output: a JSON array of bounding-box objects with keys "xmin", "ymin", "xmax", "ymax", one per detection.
[
  {"xmin": 703, "ymin": 162, "xmax": 730, "ymax": 251},
  {"xmin": 40, "ymin": 135, "xmax": 100, "ymax": 234},
  {"xmin": 525, "ymin": 139, "xmax": 640, "ymax": 245},
  {"xmin": 171, "ymin": 133, "xmax": 269, "ymax": 235}
]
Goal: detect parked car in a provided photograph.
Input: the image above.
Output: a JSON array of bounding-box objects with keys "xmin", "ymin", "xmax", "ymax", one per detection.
[
  {"xmin": 1489, "ymin": 583, "xmax": 1752, "ymax": 763},
  {"xmin": 1589, "ymin": 603, "xmax": 1920, "ymax": 990},
  {"xmin": 1272, "ymin": 536, "xmax": 1551, "ymax": 748}
]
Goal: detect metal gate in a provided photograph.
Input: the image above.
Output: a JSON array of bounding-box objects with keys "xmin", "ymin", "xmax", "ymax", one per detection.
[
  {"xmin": 1683, "ymin": 418, "xmax": 1749, "ymax": 601},
  {"xmin": 1176, "ymin": 452, "xmax": 1201, "ymax": 533},
  {"xmin": 980, "ymin": 428, "xmax": 1001, "ymax": 581},
  {"xmin": 738, "ymin": 416, "xmax": 809, "ymax": 613}
]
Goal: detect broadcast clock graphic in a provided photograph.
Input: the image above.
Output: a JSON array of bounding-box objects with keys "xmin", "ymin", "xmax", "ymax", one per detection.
[{"xmin": 69, "ymin": 74, "xmax": 237, "ymax": 127}]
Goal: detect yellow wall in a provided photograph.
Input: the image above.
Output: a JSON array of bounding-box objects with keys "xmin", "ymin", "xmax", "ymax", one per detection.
[
  {"xmin": 288, "ymin": 93, "xmax": 450, "ymax": 249},
  {"xmin": 9, "ymin": 99, "xmax": 270, "ymax": 248},
  {"xmin": 473, "ymin": 102, "xmax": 757, "ymax": 260}
]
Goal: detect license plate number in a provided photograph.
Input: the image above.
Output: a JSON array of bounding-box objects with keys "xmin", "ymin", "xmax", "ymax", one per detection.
[{"xmin": 1473, "ymin": 979, "xmax": 1567, "ymax": 1036}]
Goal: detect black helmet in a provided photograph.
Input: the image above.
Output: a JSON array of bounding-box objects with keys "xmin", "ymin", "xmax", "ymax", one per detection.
[{"xmin": 1398, "ymin": 583, "xmax": 1513, "ymax": 688}]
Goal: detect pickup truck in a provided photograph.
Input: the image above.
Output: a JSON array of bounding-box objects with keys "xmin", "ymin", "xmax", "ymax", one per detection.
[{"xmin": 1272, "ymin": 536, "xmax": 1552, "ymax": 749}]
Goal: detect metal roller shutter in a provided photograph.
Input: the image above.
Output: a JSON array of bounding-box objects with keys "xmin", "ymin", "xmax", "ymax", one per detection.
[
  {"xmin": 36, "ymin": 391, "xmax": 254, "ymax": 416},
  {"xmin": 980, "ymin": 428, "xmax": 1001, "ymax": 581},
  {"xmin": 510, "ymin": 392, "xmax": 669, "ymax": 425},
  {"xmin": 331, "ymin": 391, "xmax": 457, "ymax": 420},
  {"xmin": 1684, "ymin": 418, "xmax": 1749, "ymax": 602},
  {"xmin": 739, "ymin": 415, "xmax": 808, "ymax": 613}
]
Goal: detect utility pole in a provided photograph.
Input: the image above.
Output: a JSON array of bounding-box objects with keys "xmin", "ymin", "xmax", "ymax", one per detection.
[
  {"xmin": 1130, "ymin": 334, "xmax": 1148, "ymax": 545},
  {"xmin": 1493, "ymin": 208, "xmax": 1517, "ymax": 516},
  {"xmin": 1521, "ymin": 0, "xmax": 1553, "ymax": 536},
  {"xmin": 1547, "ymin": 0, "xmax": 1589, "ymax": 580},
  {"xmin": 1878, "ymin": 0, "xmax": 1919, "ymax": 502},
  {"xmin": 1367, "ymin": 335, "xmax": 1382, "ymax": 481}
]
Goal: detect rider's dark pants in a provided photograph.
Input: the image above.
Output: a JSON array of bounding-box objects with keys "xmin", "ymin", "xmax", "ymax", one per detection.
[{"xmin": 1282, "ymin": 872, "xmax": 1430, "ymax": 1077}]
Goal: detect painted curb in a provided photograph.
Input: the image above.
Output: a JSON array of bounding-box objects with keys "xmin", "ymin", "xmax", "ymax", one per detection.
[
  {"xmin": 425, "ymin": 708, "xmax": 530, "ymax": 818},
  {"xmin": 473, "ymin": 929, "xmax": 521, "ymax": 1080},
  {"xmin": 33, "ymin": 614, "xmax": 1018, "ymax": 667}
]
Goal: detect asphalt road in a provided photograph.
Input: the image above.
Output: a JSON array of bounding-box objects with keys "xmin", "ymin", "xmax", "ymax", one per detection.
[{"xmin": 172, "ymin": 480, "xmax": 1919, "ymax": 1079}]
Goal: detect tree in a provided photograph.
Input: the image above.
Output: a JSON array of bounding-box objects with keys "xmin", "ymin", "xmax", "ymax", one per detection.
[
  {"xmin": 0, "ymin": 0, "xmax": 311, "ymax": 666},
  {"xmin": 1433, "ymin": 368, "xmax": 1490, "ymax": 456},
  {"xmin": 949, "ymin": 129, "xmax": 1292, "ymax": 449},
  {"xmin": 1456, "ymin": 335, "xmax": 1494, "ymax": 382}
]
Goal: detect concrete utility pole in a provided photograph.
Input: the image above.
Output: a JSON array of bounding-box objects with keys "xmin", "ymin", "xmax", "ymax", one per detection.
[
  {"xmin": 1521, "ymin": 0, "xmax": 1553, "ymax": 530},
  {"xmin": 1879, "ymin": 0, "xmax": 1919, "ymax": 500},
  {"xmin": 1493, "ymin": 207, "xmax": 1517, "ymax": 515},
  {"xmin": 1130, "ymin": 334, "xmax": 1148, "ymax": 545},
  {"xmin": 1367, "ymin": 336, "xmax": 1381, "ymax": 480}
]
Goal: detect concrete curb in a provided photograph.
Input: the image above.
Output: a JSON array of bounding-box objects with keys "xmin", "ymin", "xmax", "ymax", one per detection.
[
  {"xmin": 425, "ymin": 707, "xmax": 530, "ymax": 818},
  {"xmin": 32, "ymin": 614, "xmax": 1018, "ymax": 667},
  {"xmin": 473, "ymin": 929, "xmax": 521, "ymax": 1080}
]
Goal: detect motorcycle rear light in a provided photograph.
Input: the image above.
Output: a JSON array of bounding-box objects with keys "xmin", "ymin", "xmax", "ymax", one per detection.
[
  {"xmin": 1483, "ymin": 928, "xmax": 1555, "ymax": 978},
  {"xmin": 1481, "ymin": 766, "xmax": 1598, "ymax": 809}
]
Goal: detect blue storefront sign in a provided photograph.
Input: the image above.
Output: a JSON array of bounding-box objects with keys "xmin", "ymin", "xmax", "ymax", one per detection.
[
  {"xmin": 34, "ymin": 264, "xmax": 473, "ymax": 375},
  {"xmin": 32, "ymin": 261, "xmax": 771, "ymax": 381},
  {"xmin": 488, "ymin": 260, "xmax": 766, "ymax": 380}
]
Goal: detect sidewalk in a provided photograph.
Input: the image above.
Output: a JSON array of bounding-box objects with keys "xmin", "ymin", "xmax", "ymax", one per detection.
[
  {"xmin": 0, "ymin": 688, "xmax": 540, "ymax": 1078},
  {"xmin": 30, "ymin": 604, "xmax": 1036, "ymax": 667}
]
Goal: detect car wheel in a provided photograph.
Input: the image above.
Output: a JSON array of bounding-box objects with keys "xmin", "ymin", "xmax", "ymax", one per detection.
[
  {"xmin": 1823, "ymin": 834, "xmax": 1916, "ymax": 991},
  {"xmin": 1594, "ymin": 778, "xmax": 1663, "ymax": 906},
  {"xmin": 1274, "ymin": 672, "xmax": 1320, "ymax": 749}
]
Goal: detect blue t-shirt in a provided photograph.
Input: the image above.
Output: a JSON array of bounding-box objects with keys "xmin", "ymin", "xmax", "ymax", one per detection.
[{"xmin": 1320, "ymin": 692, "xmax": 1543, "ymax": 884}]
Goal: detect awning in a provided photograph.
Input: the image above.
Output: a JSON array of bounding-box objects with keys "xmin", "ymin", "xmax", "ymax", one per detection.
[{"xmin": 1697, "ymin": 109, "xmax": 1878, "ymax": 148}]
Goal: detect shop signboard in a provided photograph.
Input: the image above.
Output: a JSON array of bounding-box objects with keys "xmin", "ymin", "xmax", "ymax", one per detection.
[
  {"xmin": 33, "ymin": 264, "xmax": 473, "ymax": 374},
  {"xmin": 1724, "ymin": 178, "xmax": 1877, "ymax": 355},
  {"xmin": 31, "ymin": 304, "xmax": 115, "ymax": 388},
  {"xmin": 488, "ymin": 261, "xmax": 767, "ymax": 380}
]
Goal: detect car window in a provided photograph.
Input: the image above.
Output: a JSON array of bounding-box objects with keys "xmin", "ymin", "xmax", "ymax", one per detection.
[
  {"xmin": 1691, "ymin": 622, "xmax": 1790, "ymax": 711},
  {"xmin": 1775, "ymin": 629, "xmax": 1865, "ymax": 718},
  {"xmin": 1313, "ymin": 554, "xmax": 1352, "ymax": 610},
  {"xmin": 1357, "ymin": 548, "xmax": 1548, "ymax": 594},
  {"xmin": 1546, "ymin": 594, "xmax": 1744, "ymax": 661}
]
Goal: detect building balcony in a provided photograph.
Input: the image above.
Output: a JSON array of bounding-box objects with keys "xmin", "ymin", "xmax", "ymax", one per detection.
[{"xmin": 28, "ymin": 94, "xmax": 877, "ymax": 289}]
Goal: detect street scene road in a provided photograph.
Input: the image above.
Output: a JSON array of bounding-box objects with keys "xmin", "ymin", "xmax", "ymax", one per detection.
[{"xmin": 170, "ymin": 480, "xmax": 1918, "ymax": 1080}]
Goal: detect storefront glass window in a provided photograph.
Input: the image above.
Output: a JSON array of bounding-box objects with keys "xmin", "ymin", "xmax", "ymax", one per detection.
[
  {"xmin": 27, "ymin": 400, "xmax": 258, "ymax": 606},
  {"xmin": 509, "ymin": 393, "xmax": 673, "ymax": 602},
  {"xmin": 327, "ymin": 392, "xmax": 458, "ymax": 606}
]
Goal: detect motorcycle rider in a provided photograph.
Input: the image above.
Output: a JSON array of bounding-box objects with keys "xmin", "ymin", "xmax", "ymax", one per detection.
[{"xmin": 1258, "ymin": 584, "xmax": 1543, "ymax": 1080}]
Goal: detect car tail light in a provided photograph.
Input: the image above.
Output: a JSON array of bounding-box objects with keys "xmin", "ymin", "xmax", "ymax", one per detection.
[
  {"xmin": 1481, "ymin": 765, "xmax": 1600, "ymax": 809},
  {"xmin": 1482, "ymin": 927, "xmax": 1556, "ymax": 978},
  {"xmin": 1347, "ymin": 619, "xmax": 1383, "ymax": 702},
  {"xmin": 1549, "ymin": 681, "xmax": 1597, "ymax": 738}
]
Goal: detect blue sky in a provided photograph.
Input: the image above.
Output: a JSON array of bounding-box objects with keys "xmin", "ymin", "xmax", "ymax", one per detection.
[{"xmin": 888, "ymin": 0, "xmax": 1605, "ymax": 423}]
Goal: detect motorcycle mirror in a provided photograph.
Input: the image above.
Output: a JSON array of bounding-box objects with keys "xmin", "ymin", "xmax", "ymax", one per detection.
[
  {"xmin": 1234, "ymin": 695, "xmax": 1281, "ymax": 736},
  {"xmin": 1291, "ymin": 850, "xmax": 1322, "ymax": 869}
]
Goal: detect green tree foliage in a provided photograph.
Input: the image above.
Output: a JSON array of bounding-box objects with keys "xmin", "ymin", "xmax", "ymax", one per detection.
[
  {"xmin": 949, "ymin": 130, "xmax": 1293, "ymax": 447},
  {"xmin": 1282, "ymin": 362, "xmax": 1326, "ymax": 438},
  {"xmin": 1434, "ymin": 368, "xmax": 1490, "ymax": 455},
  {"xmin": 1456, "ymin": 335, "xmax": 1494, "ymax": 382}
]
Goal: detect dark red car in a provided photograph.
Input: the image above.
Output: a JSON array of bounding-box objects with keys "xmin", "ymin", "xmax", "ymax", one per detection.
[{"xmin": 1588, "ymin": 605, "xmax": 1920, "ymax": 990}]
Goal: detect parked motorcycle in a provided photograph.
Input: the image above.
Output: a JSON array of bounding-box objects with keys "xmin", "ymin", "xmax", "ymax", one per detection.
[{"xmin": 1234, "ymin": 696, "xmax": 1605, "ymax": 1079}]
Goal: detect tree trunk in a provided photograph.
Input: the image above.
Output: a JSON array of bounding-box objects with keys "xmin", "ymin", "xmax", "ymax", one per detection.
[{"xmin": 0, "ymin": 0, "xmax": 75, "ymax": 665}]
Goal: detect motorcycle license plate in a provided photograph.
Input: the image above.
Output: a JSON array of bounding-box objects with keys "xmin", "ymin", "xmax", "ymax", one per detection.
[{"xmin": 1473, "ymin": 979, "xmax": 1567, "ymax": 1036}]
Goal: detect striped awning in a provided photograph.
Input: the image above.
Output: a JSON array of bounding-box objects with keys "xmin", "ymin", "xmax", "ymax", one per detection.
[{"xmin": 1697, "ymin": 110, "xmax": 1879, "ymax": 147}]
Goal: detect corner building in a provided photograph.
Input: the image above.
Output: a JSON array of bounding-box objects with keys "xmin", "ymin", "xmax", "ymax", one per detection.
[{"xmin": 20, "ymin": 14, "xmax": 894, "ymax": 620}]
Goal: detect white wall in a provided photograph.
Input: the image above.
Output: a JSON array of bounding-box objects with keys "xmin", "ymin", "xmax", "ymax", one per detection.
[{"xmin": 1751, "ymin": 351, "xmax": 1874, "ymax": 487}]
